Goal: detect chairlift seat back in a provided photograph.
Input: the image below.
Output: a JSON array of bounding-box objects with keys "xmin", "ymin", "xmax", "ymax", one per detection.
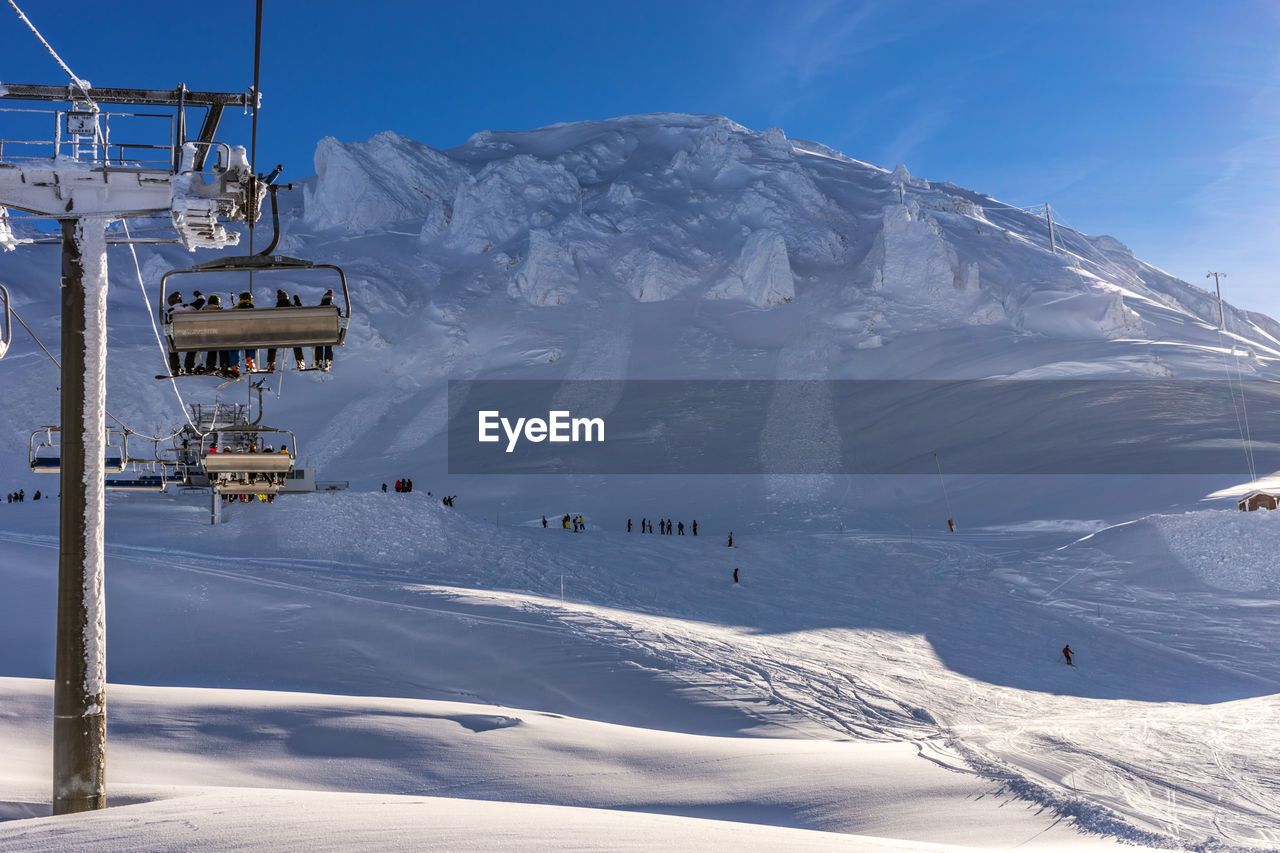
[
  {"xmin": 31, "ymin": 454, "xmax": 125, "ymax": 474},
  {"xmin": 166, "ymin": 305, "xmax": 345, "ymax": 351},
  {"xmin": 202, "ymin": 453, "xmax": 294, "ymax": 474},
  {"xmin": 105, "ymin": 475, "xmax": 166, "ymax": 491}
]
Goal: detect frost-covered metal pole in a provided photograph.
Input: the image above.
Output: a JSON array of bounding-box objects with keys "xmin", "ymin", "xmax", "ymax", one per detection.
[{"xmin": 53, "ymin": 217, "xmax": 108, "ymax": 814}]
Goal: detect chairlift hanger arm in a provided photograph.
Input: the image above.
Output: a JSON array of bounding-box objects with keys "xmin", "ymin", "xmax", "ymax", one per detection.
[{"xmin": 164, "ymin": 255, "xmax": 350, "ymax": 312}]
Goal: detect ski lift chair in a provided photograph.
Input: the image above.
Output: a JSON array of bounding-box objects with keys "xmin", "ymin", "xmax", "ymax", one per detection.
[
  {"xmin": 121, "ymin": 431, "xmax": 164, "ymax": 467},
  {"xmin": 200, "ymin": 425, "xmax": 296, "ymax": 495},
  {"xmin": 0, "ymin": 283, "xmax": 11, "ymax": 360},
  {"xmin": 29, "ymin": 427, "xmax": 126, "ymax": 474},
  {"xmin": 105, "ymin": 474, "xmax": 166, "ymax": 491},
  {"xmin": 29, "ymin": 427, "xmax": 61, "ymax": 473},
  {"xmin": 158, "ymin": 254, "xmax": 350, "ymax": 376}
]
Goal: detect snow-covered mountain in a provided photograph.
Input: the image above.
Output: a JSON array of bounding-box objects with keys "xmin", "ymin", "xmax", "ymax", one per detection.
[
  {"xmin": 4, "ymin": 112, "xmax": 1277, "ymax": 520},
  {"xmin": 303, "ymin": 113, "xmax": 1279, "ymax": 349},
  {"xmin": 3, "ymin": 115, "xmax": 1280, "ymax": 850}
]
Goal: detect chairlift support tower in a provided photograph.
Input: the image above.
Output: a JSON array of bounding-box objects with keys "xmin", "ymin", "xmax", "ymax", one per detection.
[
  {"xmin": 1207, "ymin": 271, "xmax": 1227, "ymax": 330},
  {"xmin": 0, "ymin": 82, "xmax": 257, "ymax": 815}
]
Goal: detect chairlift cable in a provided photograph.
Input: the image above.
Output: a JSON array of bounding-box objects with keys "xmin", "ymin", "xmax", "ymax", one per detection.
[
  {"xmin": 117, "ymin": 219, "xmax": 215, "ymax": 438},
  {"xmin": 934, "ymin": 452, "xmax": 954, "ymax": 531},
  {"xmin": 1231, "ymin": 343, "xmax": 1259, "ymax": 482},
  {"xmin": 5, "ymin": 0, "xmax": 96, "ymax": 109},
  {"xmin": 1213, "ymin": 311, "xmax": 1258, "ymax": 483},
  {"xmin": 1216, "ymin": 325, "xmax": 1255, "ymax": 482},
  {"xmin": 1011, "ymin": 203, "xmax": 1260, "ymax": 482},
  {"xmin": 1204, "ymin": 274, "xmax": 1260, "ymax": 481},
  {"xmin": 247, "ymin": 0, "xmax": 264, "ymax": 280},
  {"xmin": 7, "ymin": 301, "xmax": 180, "ymax": 443},
  {"xmin": 1064, "ymin": 215, "xmax": 1261, "ymax": 481},
  {"xmin": 1227, "ymin": 328, "xmax": 1259, "ymax": 481}
]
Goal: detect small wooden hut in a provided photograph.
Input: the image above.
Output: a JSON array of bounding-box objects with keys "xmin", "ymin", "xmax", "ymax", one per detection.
[{"xmin": 1238, "ymin": 492, "xmax": 1279, "ymax": 512}]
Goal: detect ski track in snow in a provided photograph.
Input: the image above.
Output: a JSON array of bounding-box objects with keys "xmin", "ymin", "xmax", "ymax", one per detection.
[
  {"xmin": 5, "ymin": 507, "xmax": 1276, "ymax": 850},
  {"xmin": 8, "ymin": 115, "xmax": 1280, "ymax": 850}
]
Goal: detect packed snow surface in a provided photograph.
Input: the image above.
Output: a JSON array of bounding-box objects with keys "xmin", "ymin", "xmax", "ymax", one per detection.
[{"xmin": 2, "ymin": 113, "xmax": 1279, "ymax": 850}]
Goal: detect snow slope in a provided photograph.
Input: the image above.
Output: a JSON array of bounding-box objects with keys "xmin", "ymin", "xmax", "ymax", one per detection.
[
  {"xmin": 1, "ymin": 491, "xmax": 1277, "ymax": 849},
  {"xmin": 2, "ymin": 114, "xmax": 1279, "ymax": 849}
]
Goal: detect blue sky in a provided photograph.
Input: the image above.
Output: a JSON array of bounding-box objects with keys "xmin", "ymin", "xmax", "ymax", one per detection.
[{"xmin": 6, "ymin": 0, "xmax": 1280, "ymax": 316}]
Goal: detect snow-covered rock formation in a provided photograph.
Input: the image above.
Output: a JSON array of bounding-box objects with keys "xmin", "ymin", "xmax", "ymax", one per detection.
[
  {"xmin": 4, "ymin": 112, "xmax": 1280, "ymax": 490},
  {"xmin": 294, "ymin": 113, "xmax": 1277, "ymax": 351}
]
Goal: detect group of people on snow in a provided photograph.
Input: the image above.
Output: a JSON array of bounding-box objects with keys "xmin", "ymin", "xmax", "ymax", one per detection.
[
  {"xmin": 378, "ymin": 480, "xmax": 453, "ymax": 506},
  {"xmin": 6, "ymin": 489, "xmax": 39, "ymax": 503},
  {"xmin": 165, "ymin": 287, "xmax": 338, "ymax": 378},
  {"xmin": 630, "ymin": 517, "xmax": 697, "ymax": 536},
  {"xmin": 221, "ymin": 492, "xmax": 276, "ymax": 504},
  {"xmin": 206, "ymin": 439, "xmax": 291, "ymax": 456}
]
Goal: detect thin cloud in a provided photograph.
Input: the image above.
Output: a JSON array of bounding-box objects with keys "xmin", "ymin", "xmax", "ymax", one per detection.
[
  {"xmin": 878, "ymin": 99, "xmax": 960, "ymax": 166},
  {"xmin": 767, "ymin": 0, "xmax": 888, "ymax": 84}
]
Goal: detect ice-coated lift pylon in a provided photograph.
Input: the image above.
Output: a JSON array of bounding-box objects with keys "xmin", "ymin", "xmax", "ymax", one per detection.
[{"xmin": 0, "ymin": 82, "xmax": 257, "ymax": 815}]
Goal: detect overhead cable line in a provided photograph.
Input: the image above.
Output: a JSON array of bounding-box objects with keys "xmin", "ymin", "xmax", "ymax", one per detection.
[
  {"xmin": 118, "ymin": 219, "xmax": 212, "ymax": 437},
  {"xmin": 7, "ymin": 298, "xmax": 181, "ymax": 443},
  {"xmin": 1007, "ymin": 197, "xmax": 1261, "ymax": 483},
  {"xmin": 248, "ymin": 0, "xmax": 264, "ymax": 260},
  {"xmin": 5, "ymin": 0, "xmax": 96, "ymax": 109}
]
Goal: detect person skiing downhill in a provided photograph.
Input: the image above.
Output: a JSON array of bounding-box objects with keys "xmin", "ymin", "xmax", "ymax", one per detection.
[{"xmin": 1062, "ymin": 644, "xmax": 1074, "ymax": 666}]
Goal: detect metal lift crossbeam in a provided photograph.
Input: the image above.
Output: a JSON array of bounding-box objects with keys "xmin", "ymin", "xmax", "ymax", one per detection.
[{"xmin": 2, "ymin": 83, "xmax": 254, "ymax": 173}]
